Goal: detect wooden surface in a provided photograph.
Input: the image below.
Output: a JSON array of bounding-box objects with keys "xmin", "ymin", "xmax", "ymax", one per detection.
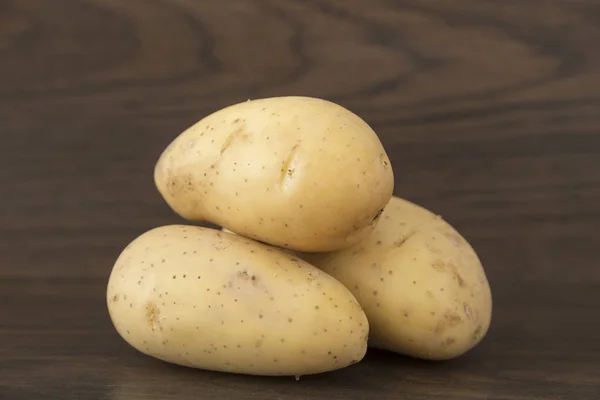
[{"xmin": 2, "ymin": 0, "xmax": 600, "ymax": 398}]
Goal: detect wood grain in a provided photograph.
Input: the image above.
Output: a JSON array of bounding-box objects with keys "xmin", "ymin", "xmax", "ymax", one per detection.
[{"xmin": 1, "ymin": 0, "xmax": 599, "ymax": 399}]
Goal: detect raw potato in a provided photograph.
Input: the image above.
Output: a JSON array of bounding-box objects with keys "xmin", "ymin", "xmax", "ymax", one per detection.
[
  {"xmin": 154, "ymin": 96, "xmax": 394, "ymax": 252},
  {"xmin": 301, "ymin": 197, "xmax": 493, "ymax": 360},
  {"xmin": 106, "ymin": 225, "xmax": 369, "ymax": 376}
]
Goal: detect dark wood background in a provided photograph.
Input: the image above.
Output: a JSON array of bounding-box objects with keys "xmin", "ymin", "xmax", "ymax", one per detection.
[{"xmin": 2, "ymin": 0, "xmax": 599, "ymax": 399}]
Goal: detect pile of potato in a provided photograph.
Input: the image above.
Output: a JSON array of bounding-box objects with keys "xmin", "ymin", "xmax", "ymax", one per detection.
[{"xmin": 106, "ymin": 96, "xmax": 492, "ymax": 377}]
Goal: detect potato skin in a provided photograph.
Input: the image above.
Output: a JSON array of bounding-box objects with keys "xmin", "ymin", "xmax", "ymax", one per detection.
[
  {"xmin": 106, "ymin": 225, "xmax": 368, "ymax": 376},
  {"xmin": 154, "ymin": 96, "xmax": 393, "ymax": 252},
  {"xmin": 301, "ymin": 197, "xmax": 493, "ymax": 360}
]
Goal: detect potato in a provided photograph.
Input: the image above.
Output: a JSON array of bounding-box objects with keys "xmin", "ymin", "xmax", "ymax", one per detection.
[
  {"xmin": 300, "ymin": 197, "xmax": 493, "ymax": 360},
  {"xmin": 154, "ymin": 96, "xmax": 394, "ymax": 252},
  {"xmin": 106, "ymin": 225, "xmax": 369, "ymax": 376}
]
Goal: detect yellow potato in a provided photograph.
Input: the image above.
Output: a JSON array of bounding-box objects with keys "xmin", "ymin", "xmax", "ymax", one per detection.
[
  {"xmin": 301, "ymin": 197, "xmax": 493, "ymax": 360},
  {"xmin": 106, "ymin": 225, "xmax": 369, "ymax": 376},
  {"xmin": 154, "ymin": 96, "xmax": 394, "ymax": 252}
]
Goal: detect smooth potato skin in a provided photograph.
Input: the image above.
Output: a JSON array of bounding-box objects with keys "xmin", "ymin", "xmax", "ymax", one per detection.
[
  {"xmin": 301, "ymin": 197, "xmax": 493, "ymax": 360},
  {"xmin": 154, "ymin": 96, "xmax": 393, "ymax": 252},
  {"xmin": 106, "ymin": 225, "xmax": 368, "ymax": 376}
]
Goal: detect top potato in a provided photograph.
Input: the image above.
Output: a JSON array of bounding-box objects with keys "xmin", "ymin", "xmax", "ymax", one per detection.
[{"xmin": 154, "ymin": 96, "xmax": 394, "ymax": 252}]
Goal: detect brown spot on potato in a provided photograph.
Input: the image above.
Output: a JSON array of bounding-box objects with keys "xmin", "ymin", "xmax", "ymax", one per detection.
[
  {"xmin": 432, "ymin": 260, "xmax": 468, "ymax": 288},
  {"xmin": 145, "ymin": 302, "xmax": 160, "ymax": 330},
  {"xmin": 432, "ymin": 260, "xmax": 446, "ymax": 272},
  {"xmin": 280, "ymin": 143, "xmax": 301, "ymax": 187},
  {"xmin": 380, "ymin": 154, "xmax": 389, "ymax": 168},
  {"xmin": 234, "ymin": 270, "xmax": 259, "ymax": 287},
  {"xmin": 434, "ymin": 312, "xmax": 462, "ymax": 334},
  {"xmin": 455, "ymin": 272, "xmax": 466, "ymax": 287},
  {"xmin": 443, "ymin": 337, "xmax": 456, "ymax": 346},
  {"xmin": 473, "ymin": 325, "xmax": 483, "ymax": 340},
  {"xmin": 426, "ymin": 242, "xmax": 443, "ymax": 255}
]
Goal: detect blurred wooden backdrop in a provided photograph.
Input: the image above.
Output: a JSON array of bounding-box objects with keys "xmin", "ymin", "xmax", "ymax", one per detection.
[{"xmin": 1, "ymin": 1, "xmax": 599, "ymax": 399}]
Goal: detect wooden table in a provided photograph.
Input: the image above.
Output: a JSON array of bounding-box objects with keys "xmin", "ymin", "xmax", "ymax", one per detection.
[{"xmin": 2, "ymin": 1, "xmax": 599, "ymax": 399}]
